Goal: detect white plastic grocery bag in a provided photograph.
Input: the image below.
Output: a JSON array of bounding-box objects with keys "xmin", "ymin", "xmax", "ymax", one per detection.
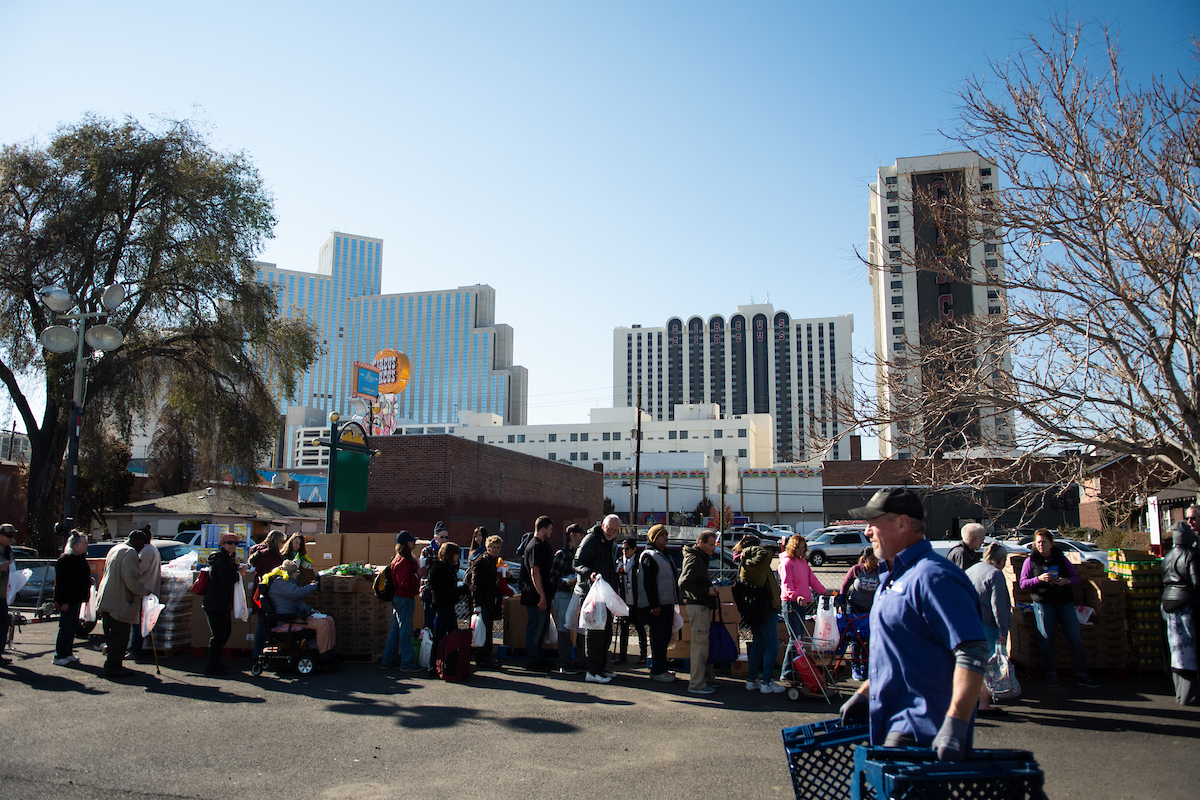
[
  {"xmin": 471, "ymin": 607, "xmax": 487, "ymax": 648},
  {"xmin": 565, "ymin": 592, "xmax": 583, "ymax": 632},
  {"xmin": 232, "ymin": 577, "xmax": 249, "ymax": 622},
  {"xmin": 6, "ymin": 567, "xmax": 32, "ymax": 605},
  {"xmin": 812, "ymin": 596, "xmax": 838, "ymax": 653},
  {"xmin": 418, "ymin": 628, "xmax": 433, "ymax": 668},
  {"xmin": 141, "ymin": 594, "xmax": 165, "ymax": 637},
  {"xmin": 81, "ymin": 584, "xmax": 98, "ymax": 623}
]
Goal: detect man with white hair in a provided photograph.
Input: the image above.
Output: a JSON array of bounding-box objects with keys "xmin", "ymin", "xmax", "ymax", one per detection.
[
  {"xmin": 573, "ymin": 514, "xmax": 621, "ymax": 683},
  {"xmin": 947, "ymin": 523, "xmax": 986, "ymax": 571}
]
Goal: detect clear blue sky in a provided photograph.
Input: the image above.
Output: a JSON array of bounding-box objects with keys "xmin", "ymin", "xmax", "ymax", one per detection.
[{"xmin": 2, "ymin": 1, "xmax": 1197, "ymax": 448}]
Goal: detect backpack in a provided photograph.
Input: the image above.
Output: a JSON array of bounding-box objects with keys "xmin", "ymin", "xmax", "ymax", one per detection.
[
  {"xmin": 732, "ymin": 578, "xmax": 770, "ymax": 628},
  {"xmin": 435, "ymin": 629, "xmax": 473, "ymax": 681},
  {"xmin": 514, "ymin": 531, "xmax": 535, "ymax": 597},
  {"xmin": 373, "ymin": 563, "xmax": 395, "ymax": 601}
]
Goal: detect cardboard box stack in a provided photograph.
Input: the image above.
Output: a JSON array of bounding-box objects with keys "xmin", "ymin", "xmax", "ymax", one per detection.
[
  {"xmin": 1108, "ymin": 549, "xmax": 1165, "ymax": 672},
  {"xmin": 1005, "ymin": 552, "xmax": 1128, "ymax": 672},
  {"xmin": 308, "ymin": 575, "xmax": 390, "ymax": 659},
  {"xmin": 151, "ymin": 565, "xmax": 194, "ymax": 651}
]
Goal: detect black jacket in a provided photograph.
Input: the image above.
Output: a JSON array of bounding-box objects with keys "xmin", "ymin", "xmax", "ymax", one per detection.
[
  {"xmin": 54, "ymin": 552, "xmax": 92, "ymax": 605},
  {"xmin": 428, "ymin": 560, "xmax": 465, "ymax": 608},
  {"xmin": 469, "ymin": 554, "xmax": 501, "ymax": 609},
  {"xmin": 203, "ymin": 549, "xmax": 241, "ymax": 612},
  {"xmin": 947, "ymin": 542, "xmax": 981, "ymax": 571},
  {"xmin": 1163, "ymin": 521, "xmax": 1200, "ymax": 612},
  {"xmin": 573, "ymin": 529, "xmax": 617, "ymax": 594}
]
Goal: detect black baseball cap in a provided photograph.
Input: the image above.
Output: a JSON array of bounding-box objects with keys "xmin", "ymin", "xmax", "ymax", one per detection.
[
  {"xmin": 395, "ymin": 531, "xmax": 417, "ymax": 545},
  {"xmin": 848, "ymin": 488, "xmax": 925, "ymax": 521}
]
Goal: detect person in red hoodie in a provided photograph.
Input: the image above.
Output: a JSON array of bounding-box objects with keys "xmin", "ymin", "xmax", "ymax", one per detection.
[{"xmin": 380, "ymin": 531, "xmax": 422, "ymax": 672}]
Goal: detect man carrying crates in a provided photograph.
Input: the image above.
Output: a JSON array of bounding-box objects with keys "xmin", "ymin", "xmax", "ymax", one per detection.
[{"xmin": 839, "ymin": 488, "xmax": 989, "ymax": 761}]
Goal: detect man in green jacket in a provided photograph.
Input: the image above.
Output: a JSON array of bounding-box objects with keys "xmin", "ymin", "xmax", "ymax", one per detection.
[
  {"xmin": 737, "ymin": 535, "xmax": 786, "ymax": 693},
  {"xmin": 679, "ymin": 530, "xmax": 720, "ymax": 695}
]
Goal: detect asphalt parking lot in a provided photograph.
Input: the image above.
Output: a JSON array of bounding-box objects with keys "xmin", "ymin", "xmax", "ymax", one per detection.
[{"xmin": 1, "ymin": 619, "xmax": 1197, "ymax": 800}]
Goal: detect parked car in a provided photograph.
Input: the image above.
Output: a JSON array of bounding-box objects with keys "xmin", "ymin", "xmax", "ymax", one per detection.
[
  {"xmin": 771, "ymin": 524, "xmax": 795, "ymax": 535},
  {"xmin": 805, "ymin": 527, "xmax": 871, "ymax": 567},
  {"xmin": 720, "ymin": 526, "xmax": 785, "ymax": 553},
  {"xmin": 1011, "ymin": 537, "xmax": 1109, "ymax": 568}
]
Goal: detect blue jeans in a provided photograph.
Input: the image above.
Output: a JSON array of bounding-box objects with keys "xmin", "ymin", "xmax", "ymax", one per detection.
[
  {"xmin": 525, "ymin": 603, "xmax": 549, "ymax": 665},
  {"xmin": 780, "ymin": 601, "xmax": 806, "ymax": 682},
  {"xmin": 747, "ymin": 611, "xmax": 780, "ymax": 683},
  {"xmin": 381, "ymin": 596, "xmax": 417, "ymax": 669},
  {"xmin": 1033, "ymin": 601, "xmax": 1089, "ymax": 679}
]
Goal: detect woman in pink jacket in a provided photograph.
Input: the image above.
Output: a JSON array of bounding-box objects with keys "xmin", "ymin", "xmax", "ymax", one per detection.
[{"xmin": 777, "ymin": 536, "xmax": 834, "ymax": 685}]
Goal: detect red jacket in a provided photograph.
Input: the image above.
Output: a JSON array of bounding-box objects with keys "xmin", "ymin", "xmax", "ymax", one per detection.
[{"xmin": 389, "ymin": 555, "xmax": 420, "ymax": 598}]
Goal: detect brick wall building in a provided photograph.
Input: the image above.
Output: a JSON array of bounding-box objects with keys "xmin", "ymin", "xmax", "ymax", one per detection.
[{"xmin": 340, "ymin": 435, "xmax": 603, "ymax": 555}]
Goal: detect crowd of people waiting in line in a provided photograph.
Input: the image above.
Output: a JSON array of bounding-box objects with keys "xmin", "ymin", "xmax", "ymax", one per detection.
[{"xmin": 2, "ymin": 505, "xmax": 1197, "ymax": 720}]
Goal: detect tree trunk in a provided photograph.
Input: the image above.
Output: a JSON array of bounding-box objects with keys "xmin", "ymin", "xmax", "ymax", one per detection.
[{"xmin": 24, "ymin": 418, "xmax": 68, "ymax": 556}]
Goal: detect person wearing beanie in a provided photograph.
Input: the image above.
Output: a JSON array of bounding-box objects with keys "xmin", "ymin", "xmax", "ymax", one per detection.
[{"xmin": 636, "ymin": 524, "xmax": 679, "ymax": 682}]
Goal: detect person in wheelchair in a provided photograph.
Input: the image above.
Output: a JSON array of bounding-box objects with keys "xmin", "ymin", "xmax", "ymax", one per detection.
[{"xmin": 262, "ymin": 560, "xmax": 336, "ymax": 659}]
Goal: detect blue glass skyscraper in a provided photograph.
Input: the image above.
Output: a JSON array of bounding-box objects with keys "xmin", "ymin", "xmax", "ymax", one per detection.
[{"xmin": 256, "ymin": 232, "xmax": 527, "ymax": 467}]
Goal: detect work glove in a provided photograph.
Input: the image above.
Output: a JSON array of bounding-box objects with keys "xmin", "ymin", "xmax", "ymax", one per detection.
[
  {"xmin": 932, "ymin": 715, "xmax": 970, "ymax": 761},
  {"xmin": 839, "ymin": 691, "xmax": 869, "ymax": 726}
]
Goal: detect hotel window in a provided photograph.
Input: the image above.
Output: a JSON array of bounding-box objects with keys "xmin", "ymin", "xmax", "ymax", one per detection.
[
  {"xmin": 602, "ymin": 452, "xmax": 610, "ymax": 460},
  {"xmin": 580, "ymin": 452, "xmax": 588, "ymax": 460},
  {"xmin": 570, "ymin": 452, "xmax": 578, "ymax": 460},
  {"xmin": 580, "ymin": 433, "xmax": 588, "ymax": 442},
  {"xmin": 885, "ymin": 176, "xmax": 897, "ymax": 185},
  {"xmin": 548, "ymin": 433, "xmax": 556, "ymax": 442},
  {"xmin": 680, "ymin": 430, "xmax": 688, "ymax": 439},
  {"xmin": 669, "ymin": 431, "xmax": 677, "ymax": 439},
  {"xmin": 714, "ymin": 429, "xmax": 723, "ymax": 439},
  {"xmin": 476, "ymin": 436, "xmax": 485, "ymax": 443},
  {"xmin": 602, "ymin": 432, "xmax": 611, "ymax": 441},
  {"xmin": 714, "ymin": 449, "xmax": 723, "ymax": 458},
  {"xmin": 507, "ymin": 435, "xmax": 515, "ymax": 443},
  {"xmin": 891, "ymin": 296, "xmax": 903, "ymax": 305},
  {"xmin": 570, "ymin": 433, "xmax": 578, "ymax": 442},
  {"xmin": 887, "ymin": 206, "xmax": 899, "ymax": 214},
  {"xmin": 548, "ymin": 452, "xmax": 556, "ymax": 460},
  {"xmin": 888, "ymin": 236, "xmax": 900, "ymax": 244},
  {"xmin": 890, "ymin": 280, "xmax": 903, "ymax": 289},
  {"xmin": 738, "ymin": 429, "xmax": 747, "ymax": 438},
  {"xmin": 887, "ymin": 221, "xmax": 899, "ymax": 229},
  {"xmin": 517, "ymin": 434, "xmax": 525, "ymax": 443},
  {"xmin": 738, "ymin": 449, "xmax": 747, "ymax": 458},
  {"xmin": 612, "ymin": 451, "xmax": 621, "ymax": 460}
]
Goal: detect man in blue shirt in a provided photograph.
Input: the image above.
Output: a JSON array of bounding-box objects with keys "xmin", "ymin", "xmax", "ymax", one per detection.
[{"xmin": 839, "ymin": 488, "xmax": 988, "ymax": 761}]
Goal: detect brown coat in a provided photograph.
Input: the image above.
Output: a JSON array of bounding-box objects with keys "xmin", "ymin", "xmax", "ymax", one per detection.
[{"xmin": 96, "ymin": 544, "xmax": 149, "ymax": 624}]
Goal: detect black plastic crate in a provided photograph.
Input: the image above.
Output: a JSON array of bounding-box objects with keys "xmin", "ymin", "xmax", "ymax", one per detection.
[
  {"xmin": 781, "ymin": 718, "xmax": 871, "ymax": 800},
  {"xmin": 852, "ymin": 746, "xmax": 1048, "ymax": 800}
]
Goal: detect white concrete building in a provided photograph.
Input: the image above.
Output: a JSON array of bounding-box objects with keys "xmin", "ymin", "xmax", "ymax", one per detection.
[
  {"xmin": 867, "ymin": 152, "xmax": 1015, "ymax": 459},
  {"xmin": 613, "ymin": 305, "xmax": 853, "ymax": 466},
  {"xmin": 451, "ymin": 403, "xmax": 773, "ymax": 471}
]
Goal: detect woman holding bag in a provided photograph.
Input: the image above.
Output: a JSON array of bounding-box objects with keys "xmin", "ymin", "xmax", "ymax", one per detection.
[
  {"xmin": 966, "ymin": 543, "xmax": 1012, "ymax": 714},
  {"xmin": 469, "ymin": 534, "xmax": 503, "ymax": 669},
  {"xmin": 778, "ymin": 535, "xmax": 834, "ymax": 683},
  {"xmin": 203, "ymin": 532, "xmax": 246, "ymax": 676}
]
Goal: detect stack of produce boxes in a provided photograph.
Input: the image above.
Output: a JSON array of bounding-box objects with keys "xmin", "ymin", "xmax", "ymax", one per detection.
[
  {"xmin": 151, "ymin": 564, "xmax": 195, "ymax": 653},
  {"xmin": 310, "ymin": 573, "xmax": 390, "ymax": 660},
  {"xmin": 1005, "ymin": 552, "xmax": 1123, "ymax": 673},
  {"xmin": 1108, "ymin": 549, "xmax": 1165, "ymax": 672}
]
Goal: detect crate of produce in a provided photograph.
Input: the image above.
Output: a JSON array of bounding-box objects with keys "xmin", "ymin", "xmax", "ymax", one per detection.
[
  {"xmin": 851, "ymin": 746, "xmax": 1047, "ymax": 800},
  {"xmin": 781, "ymin": 718, "xmax": 870, "ymax": 800}
]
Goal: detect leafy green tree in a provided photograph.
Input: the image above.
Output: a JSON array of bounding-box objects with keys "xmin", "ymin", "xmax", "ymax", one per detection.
[
  {"xmin": 75, "ymin": 426, "xmax": 135, "ymax": 537},
  {"xmin": 0, "ymin": 117, "xmax": 319, "ymax": 554}
]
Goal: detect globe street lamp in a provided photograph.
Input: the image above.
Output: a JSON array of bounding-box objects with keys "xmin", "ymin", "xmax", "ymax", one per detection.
[{"xmin": 38, "ymin": 283, "xmax": 127, "ymax": 528}]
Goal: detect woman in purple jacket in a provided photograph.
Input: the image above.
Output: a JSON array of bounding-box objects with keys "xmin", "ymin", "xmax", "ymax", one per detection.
[{"xmin": 1019, "ymin": 529, "xmax": 1098, "ymax": 688}]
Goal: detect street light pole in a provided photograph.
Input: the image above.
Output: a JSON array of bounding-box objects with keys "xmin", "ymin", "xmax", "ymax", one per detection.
[{"xmin": 38, "ymin": 284, "xmax": 127, "ymax": 530}]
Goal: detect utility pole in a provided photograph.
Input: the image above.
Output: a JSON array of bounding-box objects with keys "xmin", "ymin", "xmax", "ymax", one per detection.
[{"xmin": 632, "ymin": 386, "xmax": 642, "ymax": 533}]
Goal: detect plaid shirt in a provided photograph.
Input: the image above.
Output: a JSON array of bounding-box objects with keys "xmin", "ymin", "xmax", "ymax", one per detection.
[{"xmin": 549, "ymin": 544, "xmax": 575, "ymax": 594}]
